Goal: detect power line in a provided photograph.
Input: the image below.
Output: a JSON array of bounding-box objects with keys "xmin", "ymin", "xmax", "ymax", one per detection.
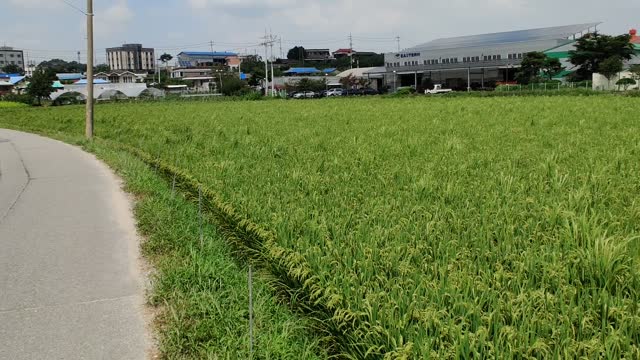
[{"xmin": 58, "ymin": 0, "xmax": 87, "ymax": 15}]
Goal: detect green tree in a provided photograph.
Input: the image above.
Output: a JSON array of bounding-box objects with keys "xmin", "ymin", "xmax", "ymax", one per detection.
[
  {"xmin": 38, "ymin": 59, "xmax": 86, "ymax": 73},
  {"xmin": 27, "ymin": 67, "xmax": 56, "ymax": 105},
  {"xmin": 295, "ymin": 78, "xmax": 325, "ymax": 92},
  {"xmin": 220, "ymin": 76, "xmax": 248, "ymax": 96},
  {"xmin": 160, "ymin": 53, "xmax": 173, "ymax": 64},
  {"xmin": 616, "ymin": 77, "xmax": 636, "ymax": 90},
  {"xmin": 541, "ymin": 57, "xmax": 564, "ymax": 80},
  {"xmin": 569, "ymin": 33, "xmax": 634, "ymax": 81},
  {"xmin": 94, "ymin": 64, "xmax": 110, "ymax": 73},
  {"xmin": 287, "ymin": 46, "xmax": 307, "ymax": 61},
  {"xmin": 515, "ymin": 52, "xmax": 546, "ymax": 84},
  {"xmin": 598, "ymin": 56, "xmax": 623, "ymax": 88},
  {"xmin": 2, "ymin": 64, "xmax": 23, "ymax": 74}
]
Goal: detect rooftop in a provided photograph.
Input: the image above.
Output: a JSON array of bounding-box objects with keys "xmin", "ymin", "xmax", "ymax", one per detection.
[
  {"xmin": 57, "ymin": 73, "xmax": 85, "ymax": 81},
  {"xmin": 179, "ymin": 51, "xmax": 238, "ymax": 57},
  {"xmin": 75, "ymin": 79, "xmax": 110, "ymax": 84},
  {"xmin": 284, "ymin": 67, "xmax": 321, "ymax": 74},
  {"xmin": 407, "ymin": 22, "xmax": 602, "ymax": 52}
]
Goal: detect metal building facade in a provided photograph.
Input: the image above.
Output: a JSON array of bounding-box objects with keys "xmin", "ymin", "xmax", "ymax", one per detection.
[{"xmin": 384, "ymin": 23, "xmax": 601, "ymax": 90}]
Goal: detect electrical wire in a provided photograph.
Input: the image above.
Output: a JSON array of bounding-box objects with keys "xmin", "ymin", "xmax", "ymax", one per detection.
[{"xmin": 57, "ymin": 0, "xmax": 87, "ymax": 15}]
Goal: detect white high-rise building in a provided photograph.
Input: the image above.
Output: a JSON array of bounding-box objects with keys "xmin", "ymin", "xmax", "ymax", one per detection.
[{"xmin": 106, "ymin": 44, "xmax": 155, "ymax": 72}]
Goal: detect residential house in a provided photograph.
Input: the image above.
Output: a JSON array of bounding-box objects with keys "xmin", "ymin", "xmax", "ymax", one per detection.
[
  {"xmin": 95, "ymin": 70, "xmax": 146, "ymax": 84},
  {"xmin": 171, "ymin": 67, "xmax": 213, "ymax": 79},
  {"xmin": 176, "ymin": 51, "xmax": 238, "ymax": 68},
  {"xmin": 305, "ymin": 49, "xmax": 332, "ymax": 61}
]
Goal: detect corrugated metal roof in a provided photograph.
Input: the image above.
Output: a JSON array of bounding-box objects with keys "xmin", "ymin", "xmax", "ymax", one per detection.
[
  {"xmin": 284, "ymin": 68, "xmax": 321, "ymax": 74},
  {"xmin": 9, "ymin": 76, "xmax": 26, "ymax": 85},
  {"xmin": 75, "ymin": 79, "xmax": 110, "ymax": 84},
  {"xmin": 407, "ymin": 23, "xmax": 601, "ymax": 52},
  {"xmin": 57, "ymin": 73, "xmax": 85, "ymax": 81}
]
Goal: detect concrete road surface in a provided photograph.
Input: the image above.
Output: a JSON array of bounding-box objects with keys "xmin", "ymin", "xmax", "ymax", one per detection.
[{"xmin": 0, "ymin": 129, "xmax": 149, "ymax": 359}]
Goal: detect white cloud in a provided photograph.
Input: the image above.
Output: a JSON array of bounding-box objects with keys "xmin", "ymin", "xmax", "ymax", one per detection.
[
  {"xmin": 7, "ymin": 0, "xmax": 63, "ymax": 10},
  {"xmin": 95, "ymin": 0, "xmax": 134, "ymax": 40}
]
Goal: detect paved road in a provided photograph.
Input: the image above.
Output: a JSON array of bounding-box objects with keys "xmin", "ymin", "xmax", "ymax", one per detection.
[{"xmin": 0, "ymin": 129, "xmax": 149, "ymax": 360}]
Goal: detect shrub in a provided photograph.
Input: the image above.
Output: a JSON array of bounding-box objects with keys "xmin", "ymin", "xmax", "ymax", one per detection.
[{"xmin": 0, "ymin": 101, "xmax": 28, "ymax": 109}]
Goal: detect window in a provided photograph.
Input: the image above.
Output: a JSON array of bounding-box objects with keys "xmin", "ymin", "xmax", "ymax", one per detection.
[
  {"xmin": 518, "ymin": 53, "xmax": 523, "ymax": 59},
  {"xmin": 497, "ymin": 55, "xmax": 501, "ymax": 60},
  {"xmin": 11, "ymin": 61, "xmax": 15, "ymax": 64},
  {"xmin": 10, "ymin": 54, "xmax": 14, "ymax": 58},
  {"xmin": 17, "ymin": 54, "xmax": 21, "ymax": 58}
]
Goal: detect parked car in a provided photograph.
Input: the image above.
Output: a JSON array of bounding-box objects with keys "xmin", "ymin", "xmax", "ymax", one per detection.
[
  {"xmin": 293, "ymin": 91, "xmax": 316, "ymax": 99},
  {"xmin": 343, "ymin": 89, "xmax": 361, "ymax": 96},
  {"xmin": 361, "ymin": 88, "xmax": 378, "ymax": 95},
  {"xmin": 326, "ymin": 88, "xmax": 344, "ymax": 97},
  {"xmin": 425, "ymin": 84, "xmax": 453, "ymax": 95}
]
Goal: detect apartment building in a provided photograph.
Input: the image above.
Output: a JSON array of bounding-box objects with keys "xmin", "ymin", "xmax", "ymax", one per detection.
[
  {"xmin": 107, "ymin": 44, "xmax": 155, "ymax": 72},
  {"xmin": 0, "ymin": 46, "xmax": 25, "ymax": 71}
]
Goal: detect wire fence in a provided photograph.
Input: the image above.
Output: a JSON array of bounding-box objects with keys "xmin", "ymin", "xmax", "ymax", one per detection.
[{"xmin": 496, "ymin": 81, "xmax": 593, "ymax": 92}]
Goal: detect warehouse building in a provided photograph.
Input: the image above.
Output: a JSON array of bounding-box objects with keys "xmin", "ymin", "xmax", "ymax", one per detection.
[{"xmin": 384, "ymin": 23, "xmax": 601, "ymax": 90}]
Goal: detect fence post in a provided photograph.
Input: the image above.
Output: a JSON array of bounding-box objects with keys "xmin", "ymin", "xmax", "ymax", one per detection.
[
  {"xmin": 198, "ymin": 186, "xmax": 203, "ymax": 247},
  {"xmin": 249, "ymin": 265, "xmax": 254, "ymax": 359}
]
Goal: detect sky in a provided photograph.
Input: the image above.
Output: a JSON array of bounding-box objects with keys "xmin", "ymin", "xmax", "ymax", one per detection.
[{"xmin": 2, "ymin": 0, "xmax": 639, "ymax": 64}]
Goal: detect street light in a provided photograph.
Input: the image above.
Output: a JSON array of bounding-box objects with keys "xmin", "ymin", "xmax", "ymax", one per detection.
[{"xmin": 325, "ymin": 73, "xmax": 328, "ymax": 91}]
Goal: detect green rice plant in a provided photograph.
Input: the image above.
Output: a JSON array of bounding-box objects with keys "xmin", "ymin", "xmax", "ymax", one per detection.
[{"xmin": 1, "ymin": 96, "xmax": 639, "ymax": 359}]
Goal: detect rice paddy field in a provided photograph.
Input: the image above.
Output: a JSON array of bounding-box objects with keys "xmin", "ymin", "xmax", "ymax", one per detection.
[{"xmin": 2, "ymin": 96, "xmax": 640, "ymax": 359}]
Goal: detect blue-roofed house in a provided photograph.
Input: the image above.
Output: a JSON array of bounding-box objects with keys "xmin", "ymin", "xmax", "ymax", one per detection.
[
  {"xmin": 384, "ymin": 22, "xmax": 602, "ymax": 91},
  {"xmin": 177, "ymin": 51, "xmax": 239, "ymax": 68}
]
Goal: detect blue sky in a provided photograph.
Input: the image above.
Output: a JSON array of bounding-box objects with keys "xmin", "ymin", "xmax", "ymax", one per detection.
[{"xmin": 2, "ymin": 0, "xmax": 639, "ymax": 65}]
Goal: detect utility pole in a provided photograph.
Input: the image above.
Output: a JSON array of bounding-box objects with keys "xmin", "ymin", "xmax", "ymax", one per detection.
[
  {"xmin": 262, "ymin": 31, "xmax": 269, "ymax": 96},
  {"xmin": 396, "ymin": 36, "xmax": 400, "ymax": 52},
  {"xmin": 210, "ymin": 40, "xmax": 215, "ymax": 67},
  {"xmin": 86, "ymin": 0, "xmax": 94, "ymax": 140},
  {"xmin": 349, "ymin": 33, "xmax": 353, "ymax": 69},
  {"xmin": 269, "ymin": 33, "xmax": 276, "ymax": 96},
  {"xmin": 77, "ymin": 51, "xmax": 81, "ymax": 63}
]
